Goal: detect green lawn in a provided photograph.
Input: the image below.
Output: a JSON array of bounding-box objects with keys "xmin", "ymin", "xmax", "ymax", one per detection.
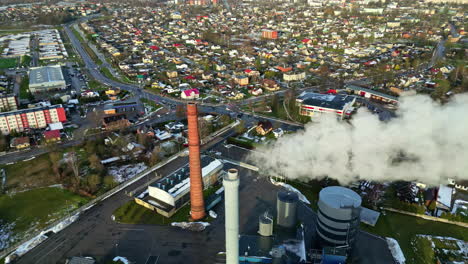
[
  {"xmin": 0, "ymin": 58, "xmax": 17, "ymax": 69},
  {"xmin": 113, "ymin": 200, "xmax": 192, "ymax": 225},
  {"xmin": 0, "ymin": 187, "xmax": 90, "ymax": 243},
  {"xmin": 360, "ymin": 211, "xmax": 468, "ymax": 264},
  {"xmin": 20, "ymin": 55, "xmax": 31, "ymax": 67},
  {"xmin": 19, "ymin": 76, "xmax": 33, "ymax": 100},
  {"xmin": 1, "ymin": 153, "xmax": 58, "ymax": 191}
]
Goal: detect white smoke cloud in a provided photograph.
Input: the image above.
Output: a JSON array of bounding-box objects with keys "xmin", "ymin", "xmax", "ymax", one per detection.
[{"xmin": 249, "ymin": 94, "xmax": 468, "ymax": 186}]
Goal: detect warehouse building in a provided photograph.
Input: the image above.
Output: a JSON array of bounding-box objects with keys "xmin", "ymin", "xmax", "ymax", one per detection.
[
  {"xmin": 29, "ymin": 65, "xmax": 66, "ymax": 93},
  {"xmin": 0, "ymin": 104, "xmax": 66, "ymax": 134},
  {"xmin": 135, "ymin": 156, "xmax": 224, "ymax": 217},
  {"xmin": 296, "ymin": 92, "xmax": 356, "ymax": 120}
]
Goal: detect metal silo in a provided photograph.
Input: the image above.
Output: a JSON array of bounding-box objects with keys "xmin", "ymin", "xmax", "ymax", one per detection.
[
  {"xmin": 276, "ymin": 191, "xmax": 298, "ymax": 228},
  {"xmin": 316, "ymin": 186, "xmax": 362, "ymax": 249},
  {"xmin": 258, "ymin": 212, "xmax": 273, "ymax": 237}
]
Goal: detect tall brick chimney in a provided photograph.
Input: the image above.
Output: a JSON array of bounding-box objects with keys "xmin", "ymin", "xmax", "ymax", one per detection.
[{"xmin": 186, "ymin": 103, "xmax": 206, "ymax": 220}]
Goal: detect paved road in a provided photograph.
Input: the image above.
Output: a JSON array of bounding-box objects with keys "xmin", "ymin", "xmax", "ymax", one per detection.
[{"xmin": 14, "ymin": 126, "xmax": 235, "ymax": 264}]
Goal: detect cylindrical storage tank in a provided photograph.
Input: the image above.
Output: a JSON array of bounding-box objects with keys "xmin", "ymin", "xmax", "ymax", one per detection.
[
  {"xmin": 258, "ymin": 214, "xmax": 273, "ymax": 237},
  {"xmin": 276, "ymin": 191, "xmax": 298, "ymax": 228},
  {"xmin": 317, "ymin": 186, "xmax": 362, "ymax": 248},
  {"xmin": 223, "ymin": 169, "xmax": 239, "ymax": 264}
]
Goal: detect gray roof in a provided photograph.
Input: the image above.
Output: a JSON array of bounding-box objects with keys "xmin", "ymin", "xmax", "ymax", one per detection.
[
  {"xmin": 319, "ymin": 186, "xmax": 362, "ymax": 209},
  {"xmin": 298, "ymin": 92, "xmax": 355, "ymax": 110},
  {"xmin": 29, "ymin": 65, "xmax": 64, "ymax": 85}
]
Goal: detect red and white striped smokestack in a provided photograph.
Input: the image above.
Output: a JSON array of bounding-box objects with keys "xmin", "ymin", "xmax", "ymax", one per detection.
[{"xmin": 186, "ymin": 103, "xmax": 206, "ymax": 221}]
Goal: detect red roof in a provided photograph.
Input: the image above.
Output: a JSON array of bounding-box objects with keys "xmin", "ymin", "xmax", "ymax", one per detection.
[
  {"xmin": 183, "ymin": 89, "xmax": 199, "ymax": 96},
  {"xmin": 44, "ymin": 130, "xmax": 61, "ymax": 140},
  {"xmin": 173, "ymin": 43, "xmax": 182, "ymax": 47},
  {"xmin": 184, "ymin": 75, "xmax": 196, "ymax": 80},
  {"xmin": 244, "ymin": 69, "xmax": 252, "ymax": 73},
  {"xmin": 302, "ymin": 38, "xmax": 311, "ymax": 43}
]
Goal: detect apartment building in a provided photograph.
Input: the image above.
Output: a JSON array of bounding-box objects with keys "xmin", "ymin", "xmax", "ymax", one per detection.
[
  {"xmin": 0, "ymin": 104, "xmax": 66, "ymax": 134},
  {"xmin": 0, "ymin": 94, "xmax": 18, "ymax": 112}
]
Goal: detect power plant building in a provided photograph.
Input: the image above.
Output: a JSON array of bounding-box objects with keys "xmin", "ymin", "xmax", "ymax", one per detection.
[
  {"xmin": 317, "ymin": 186, "xmax": 362, "ymax": 248},
  {"xmin": 29, "ymin": 65, "xmax": 66, "ymax": 93},
  {"xmin": 141, "ymin": 156, "xmax": 223, "ymax": 217}
]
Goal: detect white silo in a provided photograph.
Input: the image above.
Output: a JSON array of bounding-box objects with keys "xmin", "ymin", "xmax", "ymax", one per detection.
[
  {"xmin": 317, "ymin": 186, "xmax": 362, "ymax": 248},
  {"xmin": 224, "ymin": 169, "xmax": 239, "ymax": 264}
]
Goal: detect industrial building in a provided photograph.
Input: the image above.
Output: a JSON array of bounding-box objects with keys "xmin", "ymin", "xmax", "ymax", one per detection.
[
  {"xmin": 1, "ymin": 34, "xmax": 30, "ymax": 57},
  {"xmin": 346, "ymin": 84, "xmax": 398, "ymax": 105},
  {"xmin": 0, "ymin": 104, "xmax": 66, "ymax": 134},
  {"xmin": 296, "ymin": 92, "xmax": 356, "ymax": 120},
  {"xmin": 28, "ymin": 65, "xmax": 66, "ymax": 93},
  {"xmin": 36, "ymin": 29, "xmax": 68, "ymax": 60},
  {"xmin": 0, "ymin": 94, "xmax": 18, "ymax": 112},
  {"xmin": 135, "ymin": 156, "xmax": 223, "ymax": 217},
  {"xmin": 103, "ymin": 101, "xmax": 138, "ymax": 115},
  {"xmin": 317, "ymin": 186, "xmax": 362, "ymax": 248}
]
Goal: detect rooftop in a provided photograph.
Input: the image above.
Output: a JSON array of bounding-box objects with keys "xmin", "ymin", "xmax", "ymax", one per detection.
[
  {"xmin": 319, "ymin": 186, "xmax": 362, "ymax": 209},
  {"xmin": 29, "ymin": 65, "xmax": 64, "ymax": 85},
  {"xmin": 150, "ymin": 156, "xmax": 222, "ymax": 198},
  {"xmin": 298, "ymin": 92, "xmax": 355, "ymax": 110}
]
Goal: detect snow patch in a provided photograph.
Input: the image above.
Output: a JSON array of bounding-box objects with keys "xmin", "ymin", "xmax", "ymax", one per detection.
[
  {"xmin": 0, "ymin": 221, "xmax": 15, "ymax": 251},
  {"xmin": 209, "ymin": 210, "xmax": 217, "ymax": 219},
  {"xmin": 171, "ymin": 222, "xmax": 210, "ymax": 232},
  {"xmin": 386, "ymin": 237, "xmax": 406, "ymax": 264},
  {"xmin": 108, "ymin": 163, "xmax": 148, "ymax": 183}
]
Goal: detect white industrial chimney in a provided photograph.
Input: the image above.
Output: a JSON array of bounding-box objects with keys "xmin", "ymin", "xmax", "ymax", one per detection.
[{"xmin": 224, "ymin": 168, "xmax": 239, "ymax": 264}]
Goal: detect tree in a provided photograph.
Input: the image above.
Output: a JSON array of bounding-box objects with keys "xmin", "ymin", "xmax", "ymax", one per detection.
[
  {"xmin": 88, "ymin": 154, "xmax": 104, "ymax": 174},
  {"xmin": 137, "ymin": 133, "xmax": 151, "ymax": 149},
  {"xmin": 270, "ymin": 94, "xmax": 280, "ymax": 114},
  {"xmin": 235, "ymin": 120, "xmax": 247, "ymax": 135},
  {"xmin": 198, "ymin": 118, "xmax": 212, "ymax": 139},
  {"xmin": 49, "ymin": 151, "xmax": 62, "ymax": 179},
  {"xmin": 149, "ymin": 146, "xmax": 161, "ymax": 166},
  {"xmin": 0, "ymin": 131, "xmax": 7, "ymax": 152},
  {"xmin": 86, "ymin": 174, "xmax": 101, "ymax": 194},
  {"xmin": 103, "ymin": 175, "xmax": 116, "ymax": 189},
  {"xmin": 67, "ymin": 152, "xmax": 81, "ymax": 189},
  {"xmin": 218, "ymin": 115, "xmax": 231, "ymax": 127}
]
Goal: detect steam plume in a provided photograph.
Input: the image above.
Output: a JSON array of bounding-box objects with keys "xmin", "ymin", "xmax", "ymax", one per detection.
[{"xmin": 249, "ymin": 94, "xmax": 468, "ymax": 186}]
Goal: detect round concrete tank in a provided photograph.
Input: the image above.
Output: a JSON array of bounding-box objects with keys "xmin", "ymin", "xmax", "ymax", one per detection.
[
  {"xmin": 276, "ymin": 191, "xmax": 298, "ymax": 228},
  {"xmin": 258, "ymin": 214, "xmax": 273, "ymax": 237},
  {"xmin": 317, "ymin": 186, "xmax": 362, "ymax": 248}
]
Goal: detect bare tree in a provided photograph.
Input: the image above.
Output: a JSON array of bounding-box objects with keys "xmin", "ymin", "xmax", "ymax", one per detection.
[{"xmin": 67, "ymin": 152, "xmax": 81, "ymax": 187}]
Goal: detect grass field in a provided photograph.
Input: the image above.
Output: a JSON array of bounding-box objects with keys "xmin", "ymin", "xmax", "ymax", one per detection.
[
  {"xmin": 360, "ymin": 211, "xmax": 468, "ymax": 264},
  {"xmin": 19, "ymin": 76, "xmax": 33, "ymax": 100},
  {"xmin": 1, "ymin": 153, "xmax": 58, "ymax": 191},
  {"xmin": 0, "ymin": 187, "xmax": 90, "ymax": 246},
  {"xmin": 113, "ymin": 200, "xmax": 191, "ymax": 225},
  {"xmin": 0, "ymin": 58, "xmax": 17, "ymax": 69}
]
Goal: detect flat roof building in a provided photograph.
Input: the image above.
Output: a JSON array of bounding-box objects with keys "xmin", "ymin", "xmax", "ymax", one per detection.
[
  {"xmin": 296, "ymin": 92, "xmax": 356, "ymax": 120},
  {"xmin": 135, "ymin": 156, "xmax": 223, "ymax": 217},
  {"xmin": 0, "ymin": 104, "xmax": 66, "ymax": 134},
  {"xmin": 29, "ymin": 65, "xmax": 66, "ymax": 94}
]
